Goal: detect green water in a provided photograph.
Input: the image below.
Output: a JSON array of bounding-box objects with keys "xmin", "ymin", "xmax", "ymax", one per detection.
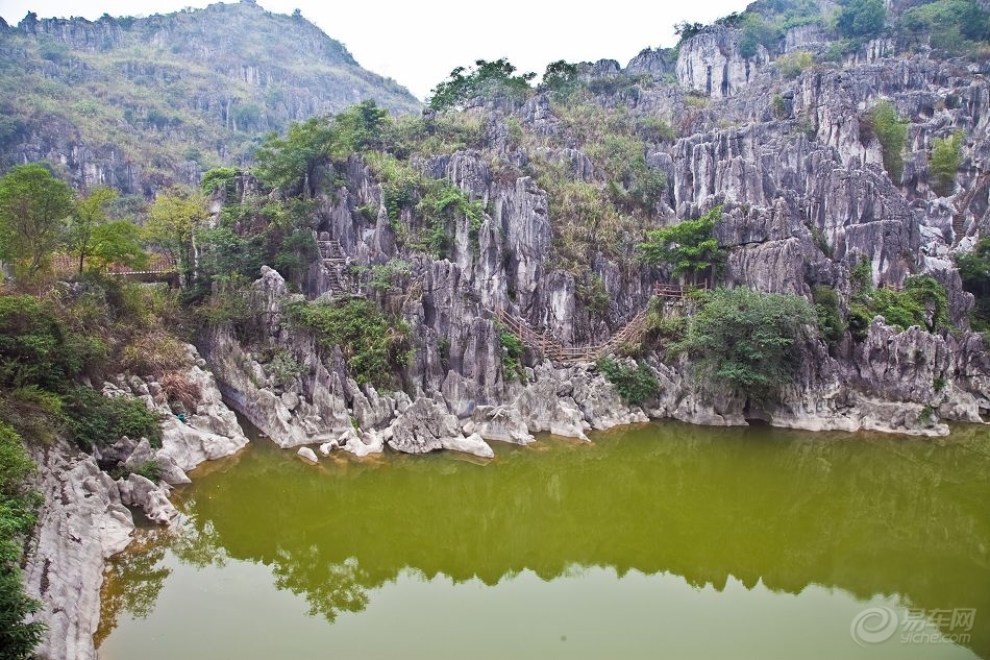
[{"xmin": 97, "ymin": 422, "xmax": 990, "ymax": 659}]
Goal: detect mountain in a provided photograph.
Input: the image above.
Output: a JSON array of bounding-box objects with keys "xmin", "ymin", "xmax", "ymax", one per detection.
[{"xmin": 0, "ymin": 0, "xmax": 421, "ymax": 195}]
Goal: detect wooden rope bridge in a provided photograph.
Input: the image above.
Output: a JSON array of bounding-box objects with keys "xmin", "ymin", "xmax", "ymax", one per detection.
[{"xmin": 493, "ymin": 282, "xmax": 704, "ymax": 365}]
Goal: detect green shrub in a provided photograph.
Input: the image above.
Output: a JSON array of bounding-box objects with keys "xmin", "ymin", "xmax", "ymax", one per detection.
[
  {"xmin": 287, "ymin": 299, "xmax": 410, "ymax": 388},
  {"xmin": 849, "ymin": 275, "xmax": 949, "ymax": 338},
  {"xmin": 672, "ymin": 288, "xmax": 816, "ymax": 401},
  {"xmin": 110, "ymin": 459, "xmax": 162, "ymax": 483},
  {"xmin": 864, "ymin": 100, "xmax": 908, "ymax": 182},
  {"xmin": 740, "ymin": 14, "xmax": 781, "ymax": 59},
  {"xmin": 836, "ymin": 0, "xmax": 886, "ymax": 41},
  {"xmin": 64, "ymin": 386, "xmax": 162, "ymax": 451},
  {"xmin": 777, "ymin": 51, "xmax": 814, "ymax": 79},
  {"xmin": 498, "ymin": 329, "xmax": 526, "ymax": 382},
  {"xmin": 639, "ymin": 207, "xmax": 725, "ymax": 284},
  {"xmin": 957, "ymin": 238, "xmax": 990, "ymax": 330},
  {"xmin": 898, "ymin": 0, "xmax": 990, "ymax": 54},
  {"xmin": 0, "ymin": 422, "xmax": 44, "ymax": 660},
  {"xmin": 812, "ymin": 285, "xmax": 846, "ymax": 345},
  {"xmin": 368, "ymin": 260, "xmax": 412, "ymax": 293},
  {"xmin": 428, "ymin": 58, "xmax": 535, "ymax": 111},
  {"xmin": 267, "ymin": 349, "xmax": 305, "ymax": 387},
  {"xmin": 596, "ymin": 357, "xmax": 659, "ymax": 405},
  {"xmin": 930, "ymin": 131, "xmax": 963, "ymax": 197},
  {"xmin": 576, "ymin": 275, "xmax": 610, "ymax": 318},
  {"xmin": 200, "ymin": 166, "xmax": 240, "ymax": 196},
  {"xmin": 771, "ymin": 94, "xmax": 789, "ymax": 119}
]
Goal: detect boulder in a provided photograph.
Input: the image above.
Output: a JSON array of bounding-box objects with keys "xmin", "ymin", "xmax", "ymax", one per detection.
[
  {"xmin": 22, "ymin": 446, "xmax": 135, "ymax": 660},
  {"xmin": 117, "ymin": 474, "xmax": 179, "ymax": 525},
  {"xmin": 441, "ymin": 433, "xmax": 495, "ymax": 459},
  {"xmin": 297, "ymin": 447, "xmax": 319, "ymax": 464},
  {"xmin": 386, "ymin": 396, "xmax": 458, "ymax": 454}
]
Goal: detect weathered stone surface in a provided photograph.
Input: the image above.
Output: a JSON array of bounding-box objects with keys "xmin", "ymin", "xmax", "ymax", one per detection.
[
  {"xmin": 22, "ymin": 445, "xmax": 134, "ymax": 660},
  {"xmin": 297, "ymin": 447, "xmax": 319, "ymax": 464},
  {"xmin": 386, "ymin": 396, "xmax": 456, "ymax": 454},
  {"xmin": 200, "ymin": 27, "xmax": 990, "ymax": 443},
  {"xmin": 117, "ymin": 474, "xmax": 179, "ymax": 525},
  {"xmin": 513, "ymin": 366, "xmax": 590, "ymax": 441},
  {"xmin": 441, "ymin": 433, "xmax": 495, "ymax": 459},
  {"xmin": 104, "ymin": 349, "xmax": 249, "ymax": 476},
  {"xmin": 462, "ymin": 405, "xmax": 534, "ymax": 445},
  {"xmin": 0, "ymin": 4, "xmax": 420, "ymax": 194},
  {"xmin": 676, "ymin": 28, "xmax": 771, "ymax": 98}
]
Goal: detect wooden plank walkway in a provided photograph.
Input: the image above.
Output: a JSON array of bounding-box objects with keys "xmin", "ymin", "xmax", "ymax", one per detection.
[
  {"xmin": 493, "ymin": 282, "xmax": 704, "ymax": 364},
  {"xmin": 953, "ymin": 172, "xmax": 990, "ymax": 243},
  {"xmin": 51, "ymin": 253, "xmax": 177, "ymax": 282}
]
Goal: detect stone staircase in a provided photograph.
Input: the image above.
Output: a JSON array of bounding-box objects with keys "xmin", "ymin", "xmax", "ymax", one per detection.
[
  {"xmin": 953, "ymin": 173, "xmax": 990, "ymax": 244},
  {"xmin": 316, "ymin": 234, "xmax": 347, "ymax": 295}
]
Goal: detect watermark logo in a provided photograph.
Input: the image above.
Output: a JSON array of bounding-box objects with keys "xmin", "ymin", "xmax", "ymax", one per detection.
[
  {"xmin": 851, "ymin": 607, "xmax": 900, "ymax": 646},
  {"xmin": 850, "ymin": 607, "xmax": 976, "ymax": 647}
]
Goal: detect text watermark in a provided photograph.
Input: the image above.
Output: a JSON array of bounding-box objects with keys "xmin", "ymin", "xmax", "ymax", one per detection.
[{"xmin": 850, "ymin": 607, "xmax": 976, "ymax": 647}]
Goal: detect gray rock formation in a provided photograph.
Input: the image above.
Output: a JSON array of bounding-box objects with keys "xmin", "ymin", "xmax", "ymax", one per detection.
[
  {"xmin": 297, "ymin": 446, "xmax": 319, "ymax": 464},
  {"xmin": 0, "ymin": 3, "xmax": 420, "ymax": 193},
  {"xmin": 117, "ymin": 473, "xmax": 179, "ymax": 525},
  {"xmin": 198, "ymin": 13, "xmax": 990, "ymax": 444},
  {"xmin": 103, "ymin": 345, "xmax": 249, "ymax": 480},
  {"xmin": 22, "ymin": 445, "xmax": 134, "ymax": 660},
  {"xmin": 21, "ymin": 348, "xmax": 251, "ymax": 659}
]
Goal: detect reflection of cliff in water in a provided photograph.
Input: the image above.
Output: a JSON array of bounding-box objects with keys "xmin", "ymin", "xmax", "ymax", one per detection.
[{"xmin": 106, "ymin": 423, "xmax": 990, "ymax": 655}]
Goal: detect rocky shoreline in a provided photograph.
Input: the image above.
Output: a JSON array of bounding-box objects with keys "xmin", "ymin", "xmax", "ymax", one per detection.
[
  {"xmin": 21, "ymin": 348, "xmax": 248, "ymax": 660},
  {"xmin": 21, "ymin": 320, "xmax": 988, "ymax": 659}
]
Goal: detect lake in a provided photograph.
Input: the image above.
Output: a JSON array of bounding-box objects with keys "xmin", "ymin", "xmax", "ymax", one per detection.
[{"xmin": 97, "ymin": 421, "xmax": 990, "ymax": 659}]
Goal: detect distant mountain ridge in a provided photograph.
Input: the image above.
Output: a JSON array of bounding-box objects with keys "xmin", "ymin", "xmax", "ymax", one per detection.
[{"xmin": 0, "ymin": 0, "xmax": 422, "ymax": 195}]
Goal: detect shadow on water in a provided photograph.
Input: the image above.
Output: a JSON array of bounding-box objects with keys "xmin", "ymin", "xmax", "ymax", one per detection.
[{"xmin": 100, "ymin": 420, "xmax": 990, "ymax": 657}]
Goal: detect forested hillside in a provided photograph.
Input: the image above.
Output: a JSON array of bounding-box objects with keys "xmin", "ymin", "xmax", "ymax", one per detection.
[{"xmin": 0, "ymin": 1, "xmax": 420, "ymax": 195}]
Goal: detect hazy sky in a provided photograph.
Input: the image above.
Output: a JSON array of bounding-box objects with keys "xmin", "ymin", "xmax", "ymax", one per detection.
[{"xmin": 0, "ymin": 0, "xmax": 750, "ymax": 99}]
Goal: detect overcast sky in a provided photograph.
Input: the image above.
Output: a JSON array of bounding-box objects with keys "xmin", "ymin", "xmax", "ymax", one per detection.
[{"xmin": 0, "ymin": 0, "xmax": 750, "ymax": 99}]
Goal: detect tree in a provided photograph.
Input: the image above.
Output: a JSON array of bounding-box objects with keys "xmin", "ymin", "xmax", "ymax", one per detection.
[
  {"xmin": 639, "ymin": 206, "xmax": 725, "ymax": 285},
  {"xmin": 0, "ymin": 424, "xmax": 44, "ymax": 660},
  {"xmin": 930, "ymin": 131, "xmax": 963, "ymax": 197},
  {"xmin": 957, "ymin": 238, "xmax": 990, "ymax": 329},
  {"xmin": 87, "ymin": 221, "xmax": 148, "ymax": 274},
  {"xmin": 428, "ymin": 59, "xmax": 535, "ymax": 111},
  {"xmin": 254, "ymin": 116, "xmax": 335, "ymax": 196},
  {"xmin": 836, "ymin": 0, "xmax": 886, "ymax": 41},
  {"xmin": 330, "ymin": 100, "xmax": 387, "ymax": 160},
  {"xmin": 865, "ymin": 100, "xmax": 907, "ymax": 182},
  {"xmin": 0, "ymin": 164, "xmax": 74, "ymax": 278},
  {"xmin": 144, "ymin": 188, "xmax": 208, "ymax": 287},
  {"xmin": 67, "ymin": 186, "xmax": 116, "ymax": 274},
  {"xmin": 672, "ymin": 288, "xmax": 816, "ymax": 401},
  {"xmin": 541, "ymin": 60, "xmax": 579, "ymax": 97}
]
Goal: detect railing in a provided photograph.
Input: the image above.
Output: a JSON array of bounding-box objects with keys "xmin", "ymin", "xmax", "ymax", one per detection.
[
  {"xmin": 493, "ymin": 282, "xmax": 703, "ymax": 364},
  {"xmin": 51, "ymin": 253, "xmax": 177, "ymax": 280},
  {"xmin": 953, "ymin": 172, "xmax": 990, "ymax": 243}
]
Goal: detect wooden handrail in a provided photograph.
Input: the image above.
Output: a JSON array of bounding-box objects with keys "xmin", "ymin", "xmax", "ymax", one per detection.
[{"xmin": 492, "ymin": 283, "xmax": 693, "ymax": 364}]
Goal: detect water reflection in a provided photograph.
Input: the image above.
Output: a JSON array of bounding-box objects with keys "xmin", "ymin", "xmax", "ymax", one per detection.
[{"xmin": 100, "ymin": 422, "xmax": 990, "ymax": 657}]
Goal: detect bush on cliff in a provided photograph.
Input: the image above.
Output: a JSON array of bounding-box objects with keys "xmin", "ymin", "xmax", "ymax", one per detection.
[
  {"xmin": 672, "ymin": 288, "xmax": 816, "ymax": 401},
  {"xmin": 863, "ymin": 100, "xmax": 907, "ymax": 182},
  {"xmin": 639, "ymin": 207, "xmax": 725, "ymax": 285},
  {"xmin": 0, "ymin": 422, "xmax": 45, "ymax": 660},
  {"xmin": 287, "ymin": 299, "xmax": 410, "ymax": 388},
  {"xmin": 596, "ymin": 357, "xmax": 659, "ymax": 405}
]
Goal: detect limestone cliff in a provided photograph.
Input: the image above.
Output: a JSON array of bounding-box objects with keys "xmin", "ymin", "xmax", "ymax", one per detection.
[
  {"xmin": 0, "ymin": 1, "xmax": 420, "ymax": 194},
  {"xmin": 207, "ymin": 11, "xmax": 990, "ymax": 440}
]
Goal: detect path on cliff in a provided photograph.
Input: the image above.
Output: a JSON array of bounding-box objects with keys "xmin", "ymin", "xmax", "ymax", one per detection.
[{"xmin": 492, "ymin": 284, "xmax": 699, "ymax": 364}]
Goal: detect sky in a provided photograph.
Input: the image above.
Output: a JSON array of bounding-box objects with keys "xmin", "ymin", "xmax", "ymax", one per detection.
[{"xmin": 0, "ymin": 0, "xmax": 751, "ymax": 100}]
